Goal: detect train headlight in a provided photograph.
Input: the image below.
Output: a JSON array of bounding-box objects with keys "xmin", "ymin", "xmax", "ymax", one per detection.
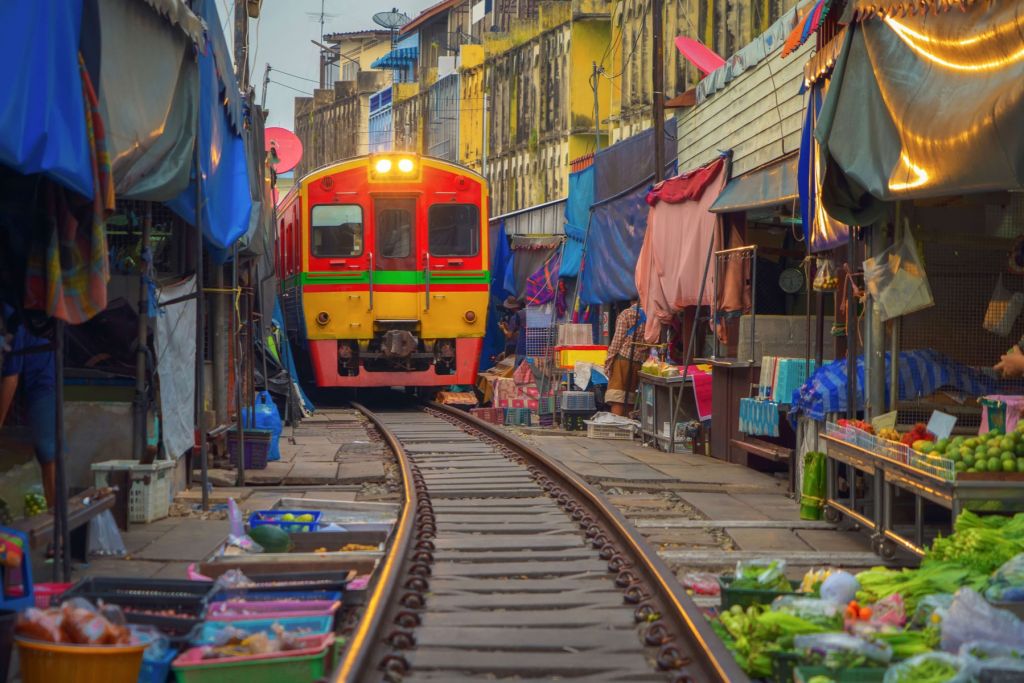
[
  {"xmin": 397, "ymin": 158, "xmax": 415, "ymax": 173},
  {"xmin": 374, "ymin": 158, "xmax": 392, "ymax": 174},
  {"xmin": 464, "ymin": 310, "xmax": 477, "ymax": 323}
]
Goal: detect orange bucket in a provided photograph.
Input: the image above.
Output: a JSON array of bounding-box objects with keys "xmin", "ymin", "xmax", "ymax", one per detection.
[{"xmin": 16, "ymin": 637, "xmax": 147, "ymax": 683}]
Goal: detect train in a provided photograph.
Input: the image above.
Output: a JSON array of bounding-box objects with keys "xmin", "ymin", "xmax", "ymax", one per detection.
[{"xmin": 277, "ymin": 153, "xmax": 489, "ymax": 388}]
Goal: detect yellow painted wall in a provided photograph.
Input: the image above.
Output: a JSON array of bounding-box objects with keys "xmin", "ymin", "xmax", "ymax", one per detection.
[
  {"xmin": 568, "ymin": 16, "xmax": 611, "ymax": 160},
  {"xmin": 459, "ymin": 45, "xmax": 485, "ymax": 172}
]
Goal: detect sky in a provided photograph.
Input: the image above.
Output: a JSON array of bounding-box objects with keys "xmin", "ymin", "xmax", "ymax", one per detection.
[{"xmin": 230, "ymin": 1, "xmax": 436, "ymax": 129}]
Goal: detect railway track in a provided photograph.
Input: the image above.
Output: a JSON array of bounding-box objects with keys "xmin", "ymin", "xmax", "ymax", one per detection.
[{"xmin": 334, "ymin": 401, "xmax": 746, "ymax": 683}]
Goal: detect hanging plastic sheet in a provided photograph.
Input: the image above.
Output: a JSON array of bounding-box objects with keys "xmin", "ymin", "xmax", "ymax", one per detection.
[
  {"xmin": 0, "ymin": 1, "xmax": 92, "ymax": 197},
  {"xmin": 510, "ymin": 236, "xmax": 560, "ymax": 300},
  {"xmin": 272, "ymin": 298, "xmax": 314, "ymax": 414},
  {"xmin": 580, "ymin": 182, "xmax": 651, "ymax": 305},
  {"xmin": 165, "ymin": 0, "xmax": 252, "ymax": 254},
  {"xmin": 155, "ymin": 276, "xmax": 196, "ymax": 459},
  {"xmin": 816, "ymin": 3, "xmax": 1024, "ymax": 225},
  {"xmin": 798, "ymin": 82, "xmax": 848, "ymax": 252},
  {"xmin": 91, "ymin": 0, "xmax": 199, "ymax": 201},
  {"xmin": 561, "ymin": 166, "xmax": 593, "ymax": 278},
  {"xmin": 480, "ymin": 221, "xmax": 512, "ymax": 371},
  {"xmin": 593, "ymin": 120, "xmax": 677, "ymax": 203},
  {"xmin": 525, "ymin": 250, "xmax": 561, "ymax": 305}
]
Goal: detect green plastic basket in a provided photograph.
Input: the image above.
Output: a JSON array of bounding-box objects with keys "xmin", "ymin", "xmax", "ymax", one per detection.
[
  {"xmin": 172, "ymin": 642, "xmax": 332, "ymax": 683},
  {"xmin": 772, "ymin": 651, "xmax": 802, "ymax": 683},
  {"xmin": 718, "ymin": 575, "xmax": 800, "ymax": 610},
  {"xmin": 794, "ymin": 666, "xmax": 888, "ymax": 683}
]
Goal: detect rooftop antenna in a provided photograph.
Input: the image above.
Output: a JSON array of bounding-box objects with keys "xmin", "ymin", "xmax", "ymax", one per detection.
[{"xmin": 306, "ymin": 1, "xmax": 339, "ymax": 42}]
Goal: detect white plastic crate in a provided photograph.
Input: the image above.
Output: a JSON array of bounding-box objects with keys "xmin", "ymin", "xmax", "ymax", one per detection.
[
  {"xmin": 585, "ymin": 421, "xmax": 634, "ymax": 440},
  {"xmin": 91, "ymin": 459, "xmax": 175, "ymax": 523}
]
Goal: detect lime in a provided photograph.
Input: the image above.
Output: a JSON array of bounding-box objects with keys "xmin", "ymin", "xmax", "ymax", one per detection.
[
  {"xmin": 1018, "ymin": 457, "xmax": 1024, "ymax": 473},
  {"xmin": 1001, "ymin": 437, "xmax": 1015, "ymax": 451},
  {"xmin": 1015, "ymin": 442, "xmax": 1024, "ymax": 457},
  {"xmin": 963, "ymin": 453, "xmax": 976, "ymax": 467},
  {"xmin": 989, "ymin": 446, "xmax": 1003, "ymax": 458},
  {"xmin": 953, "ymin": 435, "xmax": 966, "ymax": 447},
  {"xmin": 989, "ymin": 457, "xmax": 1002, "ymax": 471},
  {"xmin": 955, "ymin": 461, "xmax": 967, "ymax": 472},
  {"xmin": 976, "ymin": 460, "xmax": 988, "ymax": 472},
  {"xmin": 965, "ymin": 438, "xmax": 979, "ymax": 449},
  {"xmin": 935, "ymin": 438, "xmax": 950, "ymax": 452},
  {"xmin": 1004, "ymin": 459, "xmax": 1017, "ymax": 473},
  {"xmin": 967, "ymin": 467, "xmax": 977, "ymax": 473},
  {"xmin": 1004, "ymin": 450, "xmax": 1017, "ymax": 462}
]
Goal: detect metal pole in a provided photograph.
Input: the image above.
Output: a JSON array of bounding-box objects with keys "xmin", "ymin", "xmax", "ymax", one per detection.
[
  {"xmin": 651, "ymin": 0, "xmax": 666, "ymax": 182},
  {"xmin": 481, "ymin": 93, "xmax": 489, "ymax": 178},
  {"xmin": 888, "ymin": 208, "xmax": 901, "ymax": 413},
  {"xmin": 233, "ymin": 246, "xmax": 246, "ymax": 486},
  {"xmin": 133, "ymin": 205, "xmax": 151, "ymax": 461},
  {"xmin": 212, "ymin": 265, "xmax": 228, "ymax": 424},
  {"xmin": 846, "ymin": 229, "xmax": 858, "ymax": 418},
  {"xmin": 260, "ymin": 64, "xmax": 271, "ymax": 108},
  {"xmin": 867, "ymin": 223, "xmax": 885, "ymax": 420},
  {"xmin": 233, "ymin": 0, "xmax": 249, "ymax": 90},
  {"xmin": 53, "ymin": 320, "xmax": 72, "ymax": 581},
  {"xmin": 194, "ymin": 143, "xmax": 209, "ymax": 511},
  {"xmin": 592, "ymin": 62, "xmax": 601, "ymax": 154}
]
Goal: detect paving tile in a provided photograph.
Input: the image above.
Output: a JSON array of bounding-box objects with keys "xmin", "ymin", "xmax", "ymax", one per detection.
[
  {"xmin": 242, "ymin": 491, "xmax": 286, "ymax": 510},
  {"xmin": 596, "ymin": 464, "xmax": 675, "ymax": 481},
  {"xmin": 336, "ymin": 460, "xmax": 386, "ymax": 483},
  {"xmin": 725, "ymin": 528, "xmax": 812, "ymax": 552},
  {"xmin": 78, "ymin": 558, "xmax": 167, "ymax": 579},
  {"xmin": 641, "ymin": 529, "xmax": 722, "ymax": 547},
  {"xmin": 300, "ymin": 490, "xmax": 358, "ymax": 501},
  {"xmin": 286, "ymin": 461, "xmax": 340, "ymax": 484},
  {"xmin": 678, "ymin": 492, "xmax": 771, "ymax": 521},
  {"xmin": 134, "ymin": 519, "xmax": 229, "ymax": 562},
  {"xmin": 150, "ymin": 562, "xmax": 191, "ymax": 580},
  {"xmin": 175, "ymin": 487, "xmax": 251, "ymax": 504},
  {"xmin": 796, "ymin": 529, "xmax": 874, "ymax": 553},
  {"xmin": 121, "ymin": 530, "xmax": 165, "ymax": 555}
]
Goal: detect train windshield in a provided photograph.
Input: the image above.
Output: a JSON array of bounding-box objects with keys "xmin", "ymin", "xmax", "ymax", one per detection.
[
  {"xmin": 311, "ymin": 204, "xmax": 363, "ymax": 257},
  {"xmin": 428, "ymin": 204, "xmax": 479, "ymax": 256}
]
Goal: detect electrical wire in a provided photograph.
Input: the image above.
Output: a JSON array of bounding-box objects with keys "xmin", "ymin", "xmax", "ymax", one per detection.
[
  {"xmin": 273, "ymin": 68, "xmax": 321, "ymax": 84},
  {"xmin": 601, "ymin": 1, "xmax": 650, "ymax": 80},
  {"xmin": 269, "ymin": 79, "xmax": 314, "ymax": 96}
]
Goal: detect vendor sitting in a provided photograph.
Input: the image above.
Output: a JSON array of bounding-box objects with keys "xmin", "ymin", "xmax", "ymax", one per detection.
[
  {"xmin": 604, "ymin": 300, "xmax": 646, "ymax": 417},
  {"xmin": 498, "ymin": 296, "xmax": 526, "ymax": 363},
  {"xmin": 0, "ymin": 306, "xmax": 57, "ymax": 510}
]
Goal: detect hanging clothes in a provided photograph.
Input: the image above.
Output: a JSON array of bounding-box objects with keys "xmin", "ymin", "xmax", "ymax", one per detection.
[
  {"xmin": 23, "ymin": 57, "xmax": 114, "ymax": 324},
  {"xmin": 525, "ymin": 249, "xmax": 561, "ymax": 306},
  {"xmin": 635, "ymin": 157, "xmax": 727, "ymax": 343}
]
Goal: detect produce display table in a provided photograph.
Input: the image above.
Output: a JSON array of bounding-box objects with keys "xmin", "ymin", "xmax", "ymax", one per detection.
[
  {"xmin": 822, "ymin": 426, "xmax": 1024, "ymax": 560},
  {"xmin": 638, "ymin": 373, "xmax": 696, "ymax": 453}
]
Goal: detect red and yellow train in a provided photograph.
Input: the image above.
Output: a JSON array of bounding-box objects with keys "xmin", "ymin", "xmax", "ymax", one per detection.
[{"xmin": 277, "ymin": 154, "xmax": 489, "ymax": 388}]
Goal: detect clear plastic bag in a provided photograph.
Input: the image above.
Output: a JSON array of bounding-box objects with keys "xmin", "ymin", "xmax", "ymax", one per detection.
[
  {"xmin": 986, "ymin": 553, "xmax": 1024, "ymax": 602},
  {"xmin": 984, "ymin": 275, "xmax": 1024, "ymax": 337},
  {"xmin": 863, "ymin": 223, "xmax": 934, "ymax": 321},
  {"xmin": 868, "ymin": 593, "xmax": 906, "ymax": 628},
  {"xmin": 941, "ymin": 588, "xmax": 1024, "ymax": 654},
  {"xmin": 87, "ymin": 509, "xmax": 127, "ymax": 557},
  {"xmin": 795, "ymin": 632, "xmax": 892, "ymax": 669},
  {"xmin": 958, "ymin": 640, "xmax": 1023, "ymax": 661},
  {"xmin": 734, "ymin": 558, "xmax": 787, "ymax": 588},
  {"xmin": 770, "ymin": 596, "xmax": 842, "ymax": 627},
  {"xmin": 214, "ymin": 569, "xmax": 253, "ymax": 590},
  {"xmin": 911, "ymin": 593, "xmax": 954, "ymax": 629},
  {"xmin": 225, "ymin": 498, "xmax": 262, "ymax": 554},
  {"xmin": 813, "ymin": 257, "xmax": 838, "ymax": 292},
  {"xmin": 130, "ymin": 624, "xmax": 171, "ymax": 659},
  {"xmin": 883, "ymin": 652, "xmax": 975, "ymax": 683}
]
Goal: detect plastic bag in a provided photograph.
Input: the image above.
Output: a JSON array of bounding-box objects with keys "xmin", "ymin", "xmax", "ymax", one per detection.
[
  {"xmin": 863, "ymin": 223, "xmax": 934, "ymax": 321},
  {"xmin": 975, "ymin": 656, "xmax": 1024, "ymax": 681},
  {"xmin": 242, "ymin": 391, "xmax": 283, "ymax": 461},
  {"xmin": 813, "ymin": 257, "xmax": 838, "ymax": 292},
  {"xmin": 680, "ymin": 572, "xmax": 720, "ymax": 596},
  {"xmin": 131, "ymin": 625, "xmax": 171, "ymax": 661},
  {"xmin": 941, "ymin": 588, "xmax": 1024, "ymax": 654},
  {"xmin": 910, "ymin": 593, "xmax": 955, "ymax": 628},
  {"xmin": 733, "ymin": 558, "xmax": 789, "ymax": 590},
  {"xmin": 883, "ymin": 652, "xmax": 975, "ymax": 683},
  {"xmin": 795, "ymin": 632, "xmax": 892, "ymax": 668},
  {"xmin": 820, "ymin": 570, "xmax": 860, "ymax": 604},
  {"xmin": 984, "ymin": 275, "xmax": 1024, "ymax": 337},
  {"xmin": 869, "ymin": 593, "xmax": 906, "ymax": 628},
  {"xmin": 986, "ymin": 553, "xmax": 1024, "ymax": 602},
  {"xmin": 87, "ymin": 509, "xmax": 127, "ymax": 557},
  {"xmin": 771, "ymin": 596, "xmax": 842, "ymax": 627},
  {"xmin": 214, "ymin": 569, "xmax": 253, "ymax": 590},
  {"xmin": 958, "ymin": 640, "xmax": 1023, "ymax": 661},
  {"xmin": 224, "ymin": 499, "xmax": 262, "ymax": 554}
]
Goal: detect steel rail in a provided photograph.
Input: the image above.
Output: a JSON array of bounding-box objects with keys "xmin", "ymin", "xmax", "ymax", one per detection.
[{"xmin": 334, "ymin": 399, "xmax": 748, "ymax": 683}]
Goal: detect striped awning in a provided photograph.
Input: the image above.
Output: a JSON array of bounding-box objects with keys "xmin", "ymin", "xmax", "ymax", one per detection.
[
  {"xmin": 371, "ymin": 46, "xmax": 418, "ymax": 70},
  {"xmin": 781, "ymin": 0, "xmax": 832, "ymax": 58}
]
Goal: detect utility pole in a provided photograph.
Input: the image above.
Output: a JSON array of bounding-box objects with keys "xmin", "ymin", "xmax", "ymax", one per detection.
[
  {"xmin": 592, "ymin": 61, "xmax": 601, "ymax": 154},
  {"xmin": 481, "ymin": 93, "xmax": 489, "ymax": 178},
  {"xmin": 233, "ymin": 0, "xmax": 249, "ymax": 89},
  {"xmin": 652, "ymin": 0, "xmax": 666, "ymax": 182},
  {"xmin": 261, "ymin": 63, "xmax": 271, "ymax": 108}
]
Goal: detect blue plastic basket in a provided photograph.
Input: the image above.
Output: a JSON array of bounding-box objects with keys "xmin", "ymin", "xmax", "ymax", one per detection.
[
  {"xmin": 248, "ymin": 510, "xmax": 322, "ymax": 533},
  {"xmin": 191, "ymin": 616, "xmax": 333, "ymax": 645},
  {"xmin": 210, "ymin": 589, "xmax": 342, "ymax": 603},
  {"xmin": 138, "ymin": 647, "xmax": 177, "ymax": 683}
]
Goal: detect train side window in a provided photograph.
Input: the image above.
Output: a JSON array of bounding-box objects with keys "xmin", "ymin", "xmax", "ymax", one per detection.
[
  {"xmin": 428, "ymin": 204, "xmax": 479, "ymax": 256},
  {"xmin": 311, "ymin": 205, "xmax": 363, "ymax": 257}
]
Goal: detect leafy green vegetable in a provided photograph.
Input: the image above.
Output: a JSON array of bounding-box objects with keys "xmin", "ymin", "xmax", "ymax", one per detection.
[
  {"xmin": 876, "ymin": 628, "xmax": 939, "ymax": 660},
  {"xmin": 888, "ymin": 657, "xmax": 958, "ymax": 683},
  {"xmin": 715, "ymin": 604, "xmax": 829, "ymax": 678},
  {"xmin": 854, "ymin": 562, "xmax": 986, "ymax": 612}
]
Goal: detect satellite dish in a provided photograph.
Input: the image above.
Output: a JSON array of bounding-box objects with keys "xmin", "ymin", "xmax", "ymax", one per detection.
[
  {"xmin": 372, "ymin": 9, "xmax": 410, "ymax": 30},
  {"xmin": 265, "ymin": 127, "xmax": 302, "ymax": 174}
]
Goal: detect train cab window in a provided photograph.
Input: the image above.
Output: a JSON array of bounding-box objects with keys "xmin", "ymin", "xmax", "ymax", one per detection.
[
  {"xmin": 428, "ymin": 204, "xmax": 479, "ymax": 256},
  {"xmin": 311, "ymin": 205, "xmax": 363, "ymax": 257},
  {"xmin": 375, "ymin": 199, "xmax": 415, "ymax": 259}
]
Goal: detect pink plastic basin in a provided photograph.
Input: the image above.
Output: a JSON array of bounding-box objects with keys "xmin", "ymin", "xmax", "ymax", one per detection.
[
  {"xmin": 172, "ymin": 633, "xmax": 334, "ymax": 667},
  {"xmin": 204, "ymin": 599, "xmax": 340, "ymax": 622}
]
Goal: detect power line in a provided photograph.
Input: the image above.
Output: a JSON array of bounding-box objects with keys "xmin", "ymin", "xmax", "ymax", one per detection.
[
  {"xmin": 273, "ymin": 67, "xmax": 321, "ymax": 84},
  {"xmin": 269, "ymin": 79, "xmax": 314, "ymax": 96}
]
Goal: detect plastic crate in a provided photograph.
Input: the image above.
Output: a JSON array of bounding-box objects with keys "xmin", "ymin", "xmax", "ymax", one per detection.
[
  {"xmin": 205, "ymin": 598, "xmax": 340, "ymax": 622},
  {"xmin": 772, "ymin": 651, "xmax": 801, "ymax": 683},
  {"xmin": 555, "ymin": 345, "xmax": 607, "ymax": 369},
  {"xmin": 192, "ymin": 615, "xmax": 333, "ymax": 645},
  {"xmin": 210, "ymin": 589, "xmax": 341, "ymax": 603},
  {"xmin": 562, "ymin": 413, "xmax": 589, "ymax": 432},
  {"xmin": 470, "ymin": 407, "xmax": 504, "ymax": 425},
  {"xmin": 62, "ymin": 578, "xmax": 213, "ymax": 639},
  {"xmin": 560, "ymin": 391, "xmax": 596, "ymax": 412},
  {"xmin": 91, "ymin": 459, "xmax": 175, "ymax": 524},
  {"xmin": 33, "ymin": 582, "xmax": 72, "ymax": 608},
  {"xmin": 172, "ymin": 634, "xmax": 334, "ymax": 683},
  {"xmin": 536, "ymin": 413, "xmax": 554, "ymax": 427},
  {"xmin": 139, "ymin": 646, "xmax": 177, "ymax": 683},
  {"xmin": 718, "ymin": 575, "xmax": 799, "ymax": 610},
  {"xmin": 794, "ymin": 666, "xmax": 887, "ymax": 683},
  {"xmin": 505, "ymin": 408, "xmax": 531, "ymax": 426},
  {"xmin": 585, "ymin": 420, "xmax": 633, "ymax": 440},
  {"xmin": 537, "ymin": 396, "xmax": 556, "ymax": 415},
  {"xmin": 226, "ymin": 429, "xmax": 272, "ymax": 470},
  {"xmin": 248, "ymin": 510, "xmax": 321, "ymax": 533}
]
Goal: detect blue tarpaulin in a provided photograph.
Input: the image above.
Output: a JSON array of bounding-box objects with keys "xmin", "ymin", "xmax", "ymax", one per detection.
[
  {"xmin": 273, "ymin": 298, "xmax": 314, "ymax": 413},
  {"xmin": 561, "ymin": 166, "xmax": 593, "ymax": 278},
  {"xmin": 166, "ymin": 0, "xmax": 252, "ymax": 254},
  {"xmin": 579, "ymin": 182, "xmax": 651, "ymax": 305},
  {"xmin": 481, "ymin": 221, "xmax": 512, "ymax": 370},
  {"xmin": 0, "ymin": 1, "xmax": 92, "ymax": 198}
]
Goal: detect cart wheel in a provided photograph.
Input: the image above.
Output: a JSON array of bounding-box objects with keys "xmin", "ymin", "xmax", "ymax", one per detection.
[
  {"xmin": 878, "ymin": 540, "xmax": 897, "ymax": 560},
  {"xmin": 824, "ymin": 507, "xmax": 841, "ymax": 524},
  {"xmin": 869, "ymin": 536, "xmax": 882, "ymax": 554}
]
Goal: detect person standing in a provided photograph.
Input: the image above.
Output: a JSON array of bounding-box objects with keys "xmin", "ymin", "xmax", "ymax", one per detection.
[
  {"xmin": 604, "ymin": 300, "xmax": 646, "ymax": 417},
  {"xmin": 498, "ymin": 296, "xmax": 527, "ymax": 364},
  {"xmin": 0, "ymin": 306, "xmax": 57, "ymax": 509}
]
